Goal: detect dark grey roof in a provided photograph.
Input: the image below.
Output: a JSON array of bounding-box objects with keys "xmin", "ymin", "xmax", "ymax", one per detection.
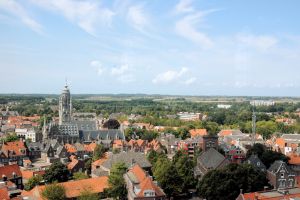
[
  {"xmin": 81, "ymin": 130, "xmax": 125, "ymax": 141},
  {"xmin": 102, "ymin": 152, "xmax": 152, "ymax": 170},
  {"xmin": 58, "ymin": 124, "xmax": 79, "ymax": 136},
  {"xmin": 42, "ymin": 143, "xmax": 52, "ymax": 153},
  {"xmin": 71, "ymin": 120, "xmax": 97, "ymax": 131},
  {"xmin": 247, "ymin": 154, "xmax": 266, "ymax": 171},
  {"xmin": 268, "ymin": 160, "xmax": 293, "ymax": 174},
  {"xmin": 282, "ymin": 134, "xmax": 300, "ymax": 140},
  {"xmin": 197, "ymin": 148, "xmax": 228, "ymax": 169},
  {"xmin": 0, "ymin": 111, "xmax": 19, "ymax": 117},
  {"xmin": 27, "ymin": 142, "xmax": 42, "ymax": 151}
]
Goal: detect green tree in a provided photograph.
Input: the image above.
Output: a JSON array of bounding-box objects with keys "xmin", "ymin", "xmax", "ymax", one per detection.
[
  {"xmin": 107, "ymin": 162, "xmax": 127, "ymax": 200},
  {"xmin": 73, "ymin": 172, "xmax": 89, "ymax": 180},
  {"xmin": 24, "ymin": 175, "xmax": 43, "ymax": 191},
  {"xmin": 5, "ymin": 133, "xmax": 19, "ymax": 142},
  {"xmin": 173, "ymin": 150, "xmax": 197, "ymax": 193},
  {"xmin": 197, "ymin": 163, "xmax": 269, "ymax": 200},
  {"xmin": 78, "ymin": 189, "xmax": 99, "ymax": 200},
  {"xmin": 153, "ymin": 157, "xmax": 182, "ymax": 198},
  {"xmin": 41, "ymin": 183, "xmax": 66, "ymax": 200},
  {"xmin": 93, "ymin": 144, "xmax": 106, "ymax": 161},
  {"xmin": 43, "ymin": 162, "xmax": 69, "ymax": 183},
  {"xmin": 246, "ymin": 143, "xmax": 289, "ymax": 168}
]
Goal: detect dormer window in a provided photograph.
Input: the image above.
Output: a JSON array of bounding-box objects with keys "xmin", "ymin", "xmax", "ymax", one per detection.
[{"xmin": 257, "ymin": 162, "xmax": 260, "ymax": 167}]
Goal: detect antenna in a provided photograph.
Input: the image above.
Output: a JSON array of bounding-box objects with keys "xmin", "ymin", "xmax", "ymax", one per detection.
[
  {"xmin": 252, "ymin": 106, "xmax": 256, "ymax": 145},
  {"xmin": 65, "ymin": 77, "xmax": 68, "ymax": 87}
]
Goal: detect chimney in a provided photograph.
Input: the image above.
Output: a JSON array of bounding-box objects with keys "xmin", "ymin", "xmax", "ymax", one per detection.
[{"xmin": 2, "ymin": 175, "xmax": 7, "ymax": 182}]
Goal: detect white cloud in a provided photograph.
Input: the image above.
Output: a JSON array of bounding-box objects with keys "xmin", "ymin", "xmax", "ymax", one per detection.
[
  {"xmin": 90, "ymin": 60, "xmax": 105, "ymax": 75},
  {"xmin": 237, "ymin": 34, "xmax": 278, "ymax": 51},
  {"xmin": 152, "ymin": 67, "xmax": 188, "ymax": 84},
  {"xmin": 0, "ymin": 0, "xmax": 42, "ymax": 33},
  {"xmin": 111, "ymin": 64, "xmax": 135, "ymax": 83},
  {"xmin": 30, "ymin": 0, "xmax": 115, "ymax": 35},
  {"xmin": 111, "ymin": 64, "xmax": 129, "ymax": 75},
  {"xmin": 184, "ymin": 77, "xmax": 197, "ymax": 85},
  {"xmin": 175, "ymin": 10, "xmax": 216, "ymax": 48},
  {"xmin": 127, "ymin": 4, "xmax": 147, "ymax": 32},
  {"xmin": 175, "ymin": 0, "xmax": 194, "ymax": 14}
]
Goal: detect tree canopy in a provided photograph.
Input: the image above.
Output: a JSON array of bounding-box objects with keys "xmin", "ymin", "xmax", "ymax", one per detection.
[
  {"xmin": 107, "ymin": 162, "xmax": 127, "ymax": 200},
  {"xmin": 92, "ymin": 144, "xmax": 106, "ymax": 161},
  {"xmin": 197, "ymin": 163, "xmax": 269, "ymax": 200},
  {"xmin": 43, "ymin": 161, "xmax": 69, "ymax": 183},
  {"xmin": 41, "ymin": 183, "xmax": 66, "ymax": 200},
  {"xmin": 246, "ymin": 143, "xmax": 289, "ymax": 168}
]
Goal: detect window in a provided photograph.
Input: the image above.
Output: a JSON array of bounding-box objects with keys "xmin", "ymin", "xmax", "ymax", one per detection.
[
  {"xmin": 289, "ymin": 180, "xmax": 293, "ymax": 187},
  {"xmin": 257, "ymin": 162, "xmax": 260, "ymax": 167},
  {"xmin": 281, "ymin": 173, "xmax": 284, "ymax": 178}
]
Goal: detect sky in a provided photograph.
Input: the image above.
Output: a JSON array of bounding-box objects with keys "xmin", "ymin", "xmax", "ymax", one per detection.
[{"xmin": 0, "ymin": 0, "xmax": 300, "ymax": 96}]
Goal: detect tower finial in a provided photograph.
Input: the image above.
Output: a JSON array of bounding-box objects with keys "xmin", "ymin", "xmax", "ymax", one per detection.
[{"xmin": 65, "ymin": 77, "xmax": 68, "ymax": 88}]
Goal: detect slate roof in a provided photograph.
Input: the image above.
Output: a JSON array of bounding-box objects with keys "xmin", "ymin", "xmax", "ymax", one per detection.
[
  {"xmin": 102, "ymin": 152, "xmax": 151, "ymax": 170},
  {"xmin": 268, "ymin": 160, "xmax": 294, "ymax": 174},
  {"xmin": 197, "ymin": 148, "xmax": 229, "ymax": 169},
  {"xmin": 71, "ymin": 120, "xmax": 97, "ymax": 131},
  {"xmin": 247, "ymin": 154, "xmax": 266, "ymax": 171},
  {"xmin": 81, "ymin": 130, "xmax": 125, "ymax": 141}
]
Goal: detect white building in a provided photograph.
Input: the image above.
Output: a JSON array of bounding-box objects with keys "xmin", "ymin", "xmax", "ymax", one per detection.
[
  {"xmin": 15, "ymin": 128, "xmax": 37, "ymax": 142},
  {"xmin": 217, "ymin": 104, "xmax": 232, "ymax": 109},
  {"xmin": 177, "ymin": 112, "xmax": 201, "ymax": 121},
  {"xmin": 250, "ymin": 100, "xmax": 275, "ymax": 106}
]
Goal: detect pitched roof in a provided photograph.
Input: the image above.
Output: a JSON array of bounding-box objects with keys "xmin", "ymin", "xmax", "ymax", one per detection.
[
  {"xmin": 68, "ymin": 159, "xmax": 79, "ymax": 170},
  {"xmin": 1, "ymin": 141, "xmax": 27, "ymax": 156},
  {"xmin": 268, "ymin": 160, "xmax": 293, "ymax": 174},
  {"xmin": 189, "ymin": 129, "xmax": 207, "ymax": 138},
  {"xmin": 289, "ymin": 153, "xmax": 300, "ymax": 165},
  {"xmin": 247, "ymin": 154, "xmax": 266, "ymax": 171},
  {"xmin": 0, "ymin": 187, "xmax": 9, "ymax": 200},
  {"xmin": 22, "ymin": 177, "xmax": 109, "ymax": 199},
  {"xmin": 0, "ymin": 164, "xmax": 22, "ymax": 179},
  {"xmin": 21, "ymin": 169, "xmax": 45, "ymax": 180},
  {"xmin": 102, "ymin": 151, "xmax": 151, "ymax": 170},
  {"xmin": 128, "ymin": 164, "xmax": 165, "ymax": 198},
  {"xmin": 197, "ymin": 148, "xmax": 229, "ymax": 170}
]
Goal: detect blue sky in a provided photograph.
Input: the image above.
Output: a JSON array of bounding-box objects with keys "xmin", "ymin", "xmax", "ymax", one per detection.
[{"xmin": 0, "ymin": 0, "xmax": 300, "ymax": 96}]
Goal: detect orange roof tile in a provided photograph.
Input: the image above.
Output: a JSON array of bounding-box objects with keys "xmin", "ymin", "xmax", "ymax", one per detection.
[
  {"xmin": 0, "ymin": 187, "xmax": 9, "ymax": 200},
  {"xmin": 2, "ymin": 141, "xmax": 27, "ymax": 156},
  {"xmin": 130, "ymin": 164, "xmax": 147, "ymax": 182},
  {"xmin": 68, "ymin": 159, "xmax": 79, "ymax": 170},
  {"xmin": 219, "ymin": 130, "xmax": 233, "ymax": 137},
  {"xmin": 275, "ymin": 138, "xmax": 286, "ymax": 149},
  {"xmin": 22, "ymin": 177, "xmax": 109, "ymax": 199},
  {"xmin": 189, "ymin": 129, "xmax": 207, "ymax": 138},
  {"xmin": 288, "ymin": 153, "xmax": 300, "ymax": 165},
  {"xmin": 136, "ymin": 139, "xmax": 146, "ymax": 147},
  {"xmin": 21, "ymin": 169, "xmax": 45, "ymax": 180},
  {"xmin": 84, "ymin": 142, "xmax": 97, "ymax": 152}
]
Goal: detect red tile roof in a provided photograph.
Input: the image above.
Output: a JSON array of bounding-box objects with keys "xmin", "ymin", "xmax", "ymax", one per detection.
[
  {"xmin": 129, "ymin": 164, "xmax": 165, "ymax": 198},
  {"xmin": 0, "ymin": 187, "xmax": 9, "ymax": 200},
  {"xmin": 22, "ymin": 177, "xmax": 109, "ymax": 199},
  {"xmin": 189, "ymin": 129, "xmax": 207, "ymax": 138},
  {"xmin": 0, "ymin": 164, "xmax": 22, "ymax": 179},
  {"xmin": 2, "ymin": 141, "xmax": 27, "ymax": 156}
]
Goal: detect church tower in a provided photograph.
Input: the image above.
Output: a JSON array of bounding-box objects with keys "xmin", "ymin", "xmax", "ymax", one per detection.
[{"xmin": 59, "ymin": 83, "xmax": 72, "ymax": 125}]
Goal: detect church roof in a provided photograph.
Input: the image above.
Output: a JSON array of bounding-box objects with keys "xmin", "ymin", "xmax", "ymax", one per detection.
[
  {"xmin": 197, "ymin": 148, "xmax": 229, "ymax": 170},
  {"xmin": 81, "ymin": 130, "xmax": 125, "ymax": 141}
]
